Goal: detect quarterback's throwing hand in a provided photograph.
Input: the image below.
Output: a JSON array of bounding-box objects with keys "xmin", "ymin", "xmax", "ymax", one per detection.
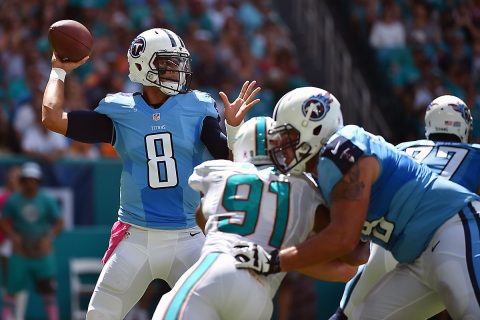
[{"xmin": 232, "ymin": 241, "xmax": 281, "ymax": 275}]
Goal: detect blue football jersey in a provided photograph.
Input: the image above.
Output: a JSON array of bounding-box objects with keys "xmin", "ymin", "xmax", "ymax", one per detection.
[
  {"xmin": 95, "ymin": 90, "xmax": 218, "ymax": 229},
  {"xmin": 396, "ymin": 139, "xmax": 480, "ymax": 193},
  {"xmin": 317, "ymin": 125, "xmax": 480, "ymax": 263}
]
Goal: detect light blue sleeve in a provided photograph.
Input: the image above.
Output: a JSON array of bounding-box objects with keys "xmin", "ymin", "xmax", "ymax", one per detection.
[
  {"xmin": 190, "ymin": 90, "xmax": 218, "ymax": 119},
  {"xmin": 94, "ymin": 93, "xmax": 136, "ymax": 120},
  {"xmin": 317, "ymin": 157, "xmax": 343, "ymax": 206}
]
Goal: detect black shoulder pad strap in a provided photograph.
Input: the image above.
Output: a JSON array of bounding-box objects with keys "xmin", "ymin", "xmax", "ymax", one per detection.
[{"xmin": 322, "ymin": 136, "xmax": 364, "ymax": 174}]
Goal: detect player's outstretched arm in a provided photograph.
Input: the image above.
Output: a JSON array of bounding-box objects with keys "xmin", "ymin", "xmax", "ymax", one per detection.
[
  {"xmin": 42, "ymin": 53, "xmax": 89, "ymax": 135},
  {"xmin": 278, "ymin": 157, "xmax": 378, "ymax": 272},
  {"xmin": 310, "ymin": 205, "xmax": 370, "ymax": 267},
  {"xmin": 234, "ymin": 157, "xmax": 379, "ymax": 275},
  {"xmin": 232, "ymin": 241, "xmax": 358, "ymax": 281}
]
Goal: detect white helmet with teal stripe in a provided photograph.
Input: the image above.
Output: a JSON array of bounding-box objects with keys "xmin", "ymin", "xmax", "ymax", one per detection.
[{"xmin": 233, "ymin": 116, "xmax": 274, "ymax": 166}]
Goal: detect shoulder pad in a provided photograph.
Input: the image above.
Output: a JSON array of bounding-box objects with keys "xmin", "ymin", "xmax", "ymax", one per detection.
[
  {"xmin": 191, "ymin": 90, "xmax": 215, "ymax": 104},
  {"xmin": 194, "ymin": 160, "xmax": 237, "ymax": 176}
]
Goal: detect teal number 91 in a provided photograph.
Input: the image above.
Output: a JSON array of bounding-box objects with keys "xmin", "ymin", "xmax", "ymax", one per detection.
[{"xmin": 219, "ymin": 174, "xmax": 290, "ymax": 248}]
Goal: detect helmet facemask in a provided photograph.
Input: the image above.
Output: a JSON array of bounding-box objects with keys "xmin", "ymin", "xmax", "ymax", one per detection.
[
  {"xmin": 270, "ymin": 87, "xmax": 343, "ymax": 175},
  {"xmin": 268, "ymin": 124, "xmax": 313, "ymax": 175},
  {"xmin": 147, "ymin": 52, "xmax": 192, "ymax": 95}
]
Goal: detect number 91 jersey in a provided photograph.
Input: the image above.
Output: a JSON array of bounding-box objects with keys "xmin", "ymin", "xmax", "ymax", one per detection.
[
  {"xmin": 396, "ymin": 139, "xmax": 480, "ymax": 192},
  {"xmin": 95, "ymin": 91, "xmax": 218, "ymax": 229},
  {"xmin": 188, "ymin": 160, "xmax": 323, "ymax": 295}
]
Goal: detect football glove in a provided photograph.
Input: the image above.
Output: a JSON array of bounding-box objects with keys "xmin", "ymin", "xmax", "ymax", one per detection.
[{"xmin": 232, "ymin": 240, "xmax": 281, "ymax": 275}]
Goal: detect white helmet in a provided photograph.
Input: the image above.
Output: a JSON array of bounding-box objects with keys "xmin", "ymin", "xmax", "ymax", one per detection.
[
  {"xmin": 270, "ymin": 87, "xmax": 343, "ymax": 175},
  {"xmin": 233, "ymin": 116, "xmax": 274, "ymax": 166},
  {"xmin": 127, "ymin": 28, "xmax": 192, "ymax": 95},
  {"xmin": 425, "ymin": 95, "xmax": 473, "ymax": 143}
]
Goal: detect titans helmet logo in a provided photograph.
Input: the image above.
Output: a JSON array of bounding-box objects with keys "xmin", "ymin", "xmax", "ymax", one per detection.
[
  {"xmin": 302, "ymin": 93, "xmax": 332, "ymax": 121},
  {"xmin": 450, "ymin": 103, "xmax": 471, "ymax": 122},
  {"xmin": 129, "ymin": 37, "xmax": 146, "ymax": 58}
]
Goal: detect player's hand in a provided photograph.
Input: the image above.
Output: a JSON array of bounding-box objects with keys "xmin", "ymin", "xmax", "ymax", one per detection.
[
  {"xmin": 232, "ymin": 240, "xmax": 281, "ymax": 275},
  {"xmin": 220, "ymin": 80, "xmax": 261, "ymax": 127},
  {"xmin": 51, "ymin": 52, "xmax": 89, "ymax": 73}
]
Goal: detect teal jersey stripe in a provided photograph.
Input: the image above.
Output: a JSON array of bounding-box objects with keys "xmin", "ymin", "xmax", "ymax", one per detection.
[
  {"xmin": 255, "ymin": 117, "xmax": 267, "ymax": 156},
  {"xmin": 164, "ymin": 253, "xmax": 220, "ymax": 319}
]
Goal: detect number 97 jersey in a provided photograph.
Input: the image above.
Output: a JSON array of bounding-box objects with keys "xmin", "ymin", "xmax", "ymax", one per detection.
[{"xmin": 396, "ymin": 139, "xmax": 480, "ymax": 192}]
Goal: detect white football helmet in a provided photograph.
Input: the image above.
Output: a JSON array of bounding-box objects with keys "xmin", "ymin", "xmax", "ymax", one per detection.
[
  {"xmin": 127, "ymin": 28, "xmax": 192, "ymax": 96},
  {"xmin": 269, "ymin": 87, "xmax": 343, "ymax": 175},
  {"xmin": 425, "ymin": 95, "xmax": 473, "ymax": 143},
  {"xmin": 233, "ymin": 116, "xmax": 274, "ymax": 166}
]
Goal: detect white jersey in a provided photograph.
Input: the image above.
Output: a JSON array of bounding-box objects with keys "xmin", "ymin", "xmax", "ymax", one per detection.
[{"xmin": 189, "ymin": 159, "xmax": 324, "ymax": 295}]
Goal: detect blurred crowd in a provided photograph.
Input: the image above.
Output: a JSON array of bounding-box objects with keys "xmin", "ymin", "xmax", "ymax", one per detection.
[
  {"xmin": 348, "ymin": 0, "xmax": 480, "ymax": 141},
  {"xmin": 0, "ymin": 0, "xmax": 308, "ymax": 161}
]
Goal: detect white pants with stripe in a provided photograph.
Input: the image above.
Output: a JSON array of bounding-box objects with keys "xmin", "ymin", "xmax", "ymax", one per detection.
[
  {"xmin": 86, "ymin": 225, "xmax": 205, "ymax": 320},
  {"xmin": 152, "ymin": 252, "xmax": 273, "ymax": 320},
  {"xmin": 340, "ymin": 242, "xmax": 398, "ymax": 318},
  {"xmin": 348, "ymin": 209, "xmax": 480, "ymax": 319}
]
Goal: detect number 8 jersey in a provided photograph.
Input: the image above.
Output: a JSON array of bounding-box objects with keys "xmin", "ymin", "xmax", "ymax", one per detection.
[
  {"xmin": 396, "ymin": 139, "xmax": 480, "ymax": 193},
  {"xmin": 189, "ymin": 160, "xmax": 323, "ymax": 295},
  {"xmin": 95, "ymin": 91, "xmax": 218, "ymax": 229}
]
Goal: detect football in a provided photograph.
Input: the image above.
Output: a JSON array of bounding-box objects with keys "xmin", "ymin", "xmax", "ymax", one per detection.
[{"xmin": 48, "ymin": 20, "xmax": 93, "ymax": 62}]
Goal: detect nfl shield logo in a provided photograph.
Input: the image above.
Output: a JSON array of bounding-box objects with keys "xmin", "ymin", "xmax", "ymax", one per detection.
[{"xmin": 153, "ymin": 113, "xmax": 161, "ymax": 121}]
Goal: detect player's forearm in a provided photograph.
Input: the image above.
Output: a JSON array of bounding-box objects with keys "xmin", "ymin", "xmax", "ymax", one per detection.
[
  {"xmin": 339, "ymin": 241, "xmax": 371, "ymax": 266},
  {"xmin": 42, "ymin": 75, "xmax": 68, "ymax": 135},
  {"xmin": 279, "ymin": 227, "xmax": 358, "ymax": 272}
]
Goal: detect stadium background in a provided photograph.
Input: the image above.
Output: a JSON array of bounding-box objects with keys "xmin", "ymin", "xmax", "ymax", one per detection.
[{"xmin": 0, "ymin": 0, "xmax": 476, "ymax": 318}]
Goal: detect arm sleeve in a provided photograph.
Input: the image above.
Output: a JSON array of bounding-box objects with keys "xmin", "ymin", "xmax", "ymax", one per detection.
[
  {"xmin": 200, "ymin": 116, "xmax": 229, "ymax": 160},
  {"xmin": 318, "ymin": 136, "xmax": 365, "ymax": 205},
  {"xmin": 66, "ymin": 110, "xmax": 116, "ymax": 144}
]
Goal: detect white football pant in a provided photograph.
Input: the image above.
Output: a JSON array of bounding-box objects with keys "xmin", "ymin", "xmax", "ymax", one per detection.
[{"xmin": 86, "ymin": 225, "xmax": 205, "ymax": 320}]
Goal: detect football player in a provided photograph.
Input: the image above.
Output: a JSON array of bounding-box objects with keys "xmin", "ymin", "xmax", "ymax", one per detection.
[
  {"xmin": 332, "ymin": 94, "xmax": 480, "ymax": 319},
  {"xmin": 151, "ymin": 117, "xmax": 363, "ymax": 320},
  {"xmin": 42, "ymin": 28, "xmax": 260, "ymax": 319},
  {"xmin": 233, "ymin": 87, "xmax": 480, "ymax": 319}
]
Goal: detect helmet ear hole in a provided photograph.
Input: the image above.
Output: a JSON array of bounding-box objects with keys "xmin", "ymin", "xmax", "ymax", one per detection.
[
  {"xmin": 135, "ymin": 63, "xmax": 142, "ymax": 72},
  {"xmin": 313, "ymin": 125, "xmax": 322, "ymax": 136}
]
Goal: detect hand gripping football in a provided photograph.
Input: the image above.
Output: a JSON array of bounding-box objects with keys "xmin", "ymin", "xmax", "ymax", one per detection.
[{"xmin": 48, "ymin": 20, "xmax": 93, "ymax": 62}]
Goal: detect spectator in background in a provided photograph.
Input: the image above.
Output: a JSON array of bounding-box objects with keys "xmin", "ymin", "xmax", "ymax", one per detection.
[
  {"xmin": 0, "ymin": 166, "xmax": 21, "ymax": 279},
  {"xmin": 21, "ymin": 103, "xmax": 68, "ymax": 163},
  {"xmin": 369, "ymin": 1, "xmax": 405, "ymax": 50},
  {"xmin": 66, "ymin": 140, "xmax": 100, "ymax": 160},
  {"xmin": 0, "ymin": 162, "xmax": 64, "ymax": 320},
  {"xmin": 0, "ymin": 109, "xmax": 20, "ymax": 155},
  {"xmin": 0, "ymin": 166, "xmax": 27, "ymax": 320}
]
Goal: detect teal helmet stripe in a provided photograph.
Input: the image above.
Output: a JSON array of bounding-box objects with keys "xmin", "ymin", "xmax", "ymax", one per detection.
[{"xmin": 255, "ymin": 117, "xmax": 267, "ymax": 156}]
